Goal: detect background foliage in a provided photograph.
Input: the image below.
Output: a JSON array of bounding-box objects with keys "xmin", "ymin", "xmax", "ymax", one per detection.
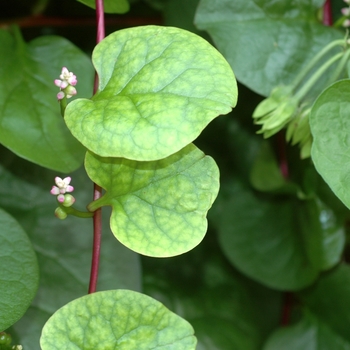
[{"xmin": 1, "ymin": 0, "xmax": 350, "ymax": 349}]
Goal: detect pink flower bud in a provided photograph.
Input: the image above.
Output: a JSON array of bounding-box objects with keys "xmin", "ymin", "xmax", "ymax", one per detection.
[
  {"xmin": 57, "ymin": 194, "xmax": 65, "ymax": 203},
  {"xmin": 57, "ymin": 91, "xmax": 65, "ymax": 100},
  {"xmin": 62, "ymin": 194, "xmax": 76, "ymax": 207},
  {"xmin": 342, "ymin": 7, "xmax": 350, "ymax": 16}
]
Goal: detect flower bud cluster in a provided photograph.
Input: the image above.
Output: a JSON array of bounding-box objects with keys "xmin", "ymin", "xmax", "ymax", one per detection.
[
  {"xmin": 51, "ymin": 177, "xmax": 76, "ymax": 219},
  {"xmin": 54, "ymin": 67, "xmax": 77, "ymax": 101},
  {"xmin": 342, "ymin": 0, "xmax": 350, "ymax": 27}
]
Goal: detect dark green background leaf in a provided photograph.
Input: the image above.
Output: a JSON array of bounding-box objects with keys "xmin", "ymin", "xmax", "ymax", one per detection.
[
  {"xmin": 299, "ymin": 264, "xmax": 350, "ymax": 343},
  {"xmin": 77, "ymin": 0, "xmax": 129, "ymax": 13},
  {"xmin": 263, "ymin": 311, "xmax": 350, "ymax": 350},
  {"xmin": 0, "ymin": 208, "xmax": 39, "ymax": 331},
  {"xmin": 0, "ymin": 27, "xmax": 94, "ymax": 172},
  {"xmin": 195, "ymin": 0, "xmax": 342, "ymax": 96}
]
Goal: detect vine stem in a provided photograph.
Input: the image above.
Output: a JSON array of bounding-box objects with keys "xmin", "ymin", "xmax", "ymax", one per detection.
[
  {"xmin": 279, "ymin": 0, "xmax": 334, "ymax": 326},
  {"xmin": 88, "ymin": 0, "xmax": 105, "ymax": 295}
]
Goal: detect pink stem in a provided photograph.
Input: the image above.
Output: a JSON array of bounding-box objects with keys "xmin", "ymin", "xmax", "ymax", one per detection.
[
  {"xmin": 323, "ymin": 0, "xmax": 333, "ymax": 26},
  {"xmin": 88, "ymin": 0, "xmax": 105, "ymax": 295}
]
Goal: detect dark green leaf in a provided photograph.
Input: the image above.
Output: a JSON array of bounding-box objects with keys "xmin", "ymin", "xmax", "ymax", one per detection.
[
  {"xmin": 195, "ymin": 0, "xmax": 342, "ymax": 96},
  {"xmin": 77, "ymin": 0, "xmax": 129, "ymax": 13},
  {"xmin": 0, "ymin": 208, "xmax": 39, "ymax": 331},
  {"xmin": 299, "ymin": 264, "xmax": 350, "ymax": 343},
  {"xmin": 263, "ymin": 311, "xmax": 350, "ymax": 350},
  {"xmin": 0, "ymin": 27, "xmax": 94, "ymax": 172}
]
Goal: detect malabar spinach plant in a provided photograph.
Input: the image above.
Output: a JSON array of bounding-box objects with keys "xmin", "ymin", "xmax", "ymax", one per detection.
[{"xmin": 3, "ymin": 0, "xmax": 350, "ymax": 349}]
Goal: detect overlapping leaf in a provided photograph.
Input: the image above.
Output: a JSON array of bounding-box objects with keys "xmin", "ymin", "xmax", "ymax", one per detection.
[
  {"xmin": 310, "ymin": 79, "xmax": 350, "ymax": 209},
  {"xmin": 0, "ymin": 208, "xmax": 39, "ymax": 331},
  {"xmin": 77, "ymin": 0, "xmax": 129, "ymax": 13},
  {"xmin": 65, "ymin": 25, "xmax": 237, "ymax": 161},
  {"xmin": 0, "ymin": 27, "xmax": 94, "ymax": 172},
  {"xmin": 195, "ymin": 0, "xmax": 342, "ymax": 96},
  {"xmin": 85, "ymin": 144, "xmax": 220, "ymax": 257},
  {"xmin": 40, "ymin": 290, "xmax": 197, "ymax": 349}
]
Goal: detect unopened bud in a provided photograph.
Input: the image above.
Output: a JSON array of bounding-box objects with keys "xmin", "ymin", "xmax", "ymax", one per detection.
[
  {"xmin": 55, "ymin": 207, "xmax": 68, "ymax": 220},
  {"xmin": 62, "ymin": 194, "xmax": 76, "ymax": 207}
]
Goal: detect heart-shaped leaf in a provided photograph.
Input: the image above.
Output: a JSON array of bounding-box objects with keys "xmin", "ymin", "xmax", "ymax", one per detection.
[
  {"xmin": 0, "ymin": 27, "xmax": 94, "ymax": 172},
  {"xmin": 65, "ymin": 25, "xmax": 237, "ymax": 161},
  {"xmin": 195, "ymin": 0, "xmax": 342, "ymax": 96},
  {"xmin": 310, "ymin": 79, "xmax": 350, "ymax": 209},
  {"xmin": 0, "ymin": 208, "xmax": 39, "ymax": 331},
  {"xmin": 85, "ymin": 144, "xmax": 220, "ymax": 257},
  {"xmin": 40, "ymin": 290, "xmax": 197, "ymax": 349},
  {"xmin": 77, "ymin": 0, "xmax": 129, "ymax": 13}
]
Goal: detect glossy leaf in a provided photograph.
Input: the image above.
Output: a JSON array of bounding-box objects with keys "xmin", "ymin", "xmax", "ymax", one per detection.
[
  {"xmin": 195, "ymin": 0, "xmax": 342, "ymax": 96},
  {"xmin": 299, "ymin": 264, "xmax": 350, "ymax": 343},
  {"xmin": 263, "ymin": 311, "xmax": 350, "ymax": 350},
  {"xmin": 65, "ymin": 25, "xmax": 237, "ymax": 161},
  {"xmin": 211, "ymin": 179, "xmax": 344, "ymax": 290},
  {"xmin": 310, "ymin": 79, "xmax": 350, "ymax": 209},
  {"xmin": 0, "ymin": 27, "xmax": 93, "ymax": 172},
  {"xmin": 77, "ymin": 0, "xmax": 129, "ymax": 13},
  {"xmin": 85, "ymin": 144, "xmax": 220, "ymax": 257},
  {"xmin": 0, "ymin": 208, "xmax": 39, "ymax": 331},
  {"xmin": 40, "ymin": 290, "xmax": 197, "ymax": 349}
]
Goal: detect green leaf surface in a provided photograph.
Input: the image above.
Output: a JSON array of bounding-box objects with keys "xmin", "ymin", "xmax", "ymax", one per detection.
[
  {"xmin": 310, "ymin": 79, "xmax": 350, "ymax": 209},
  {"xmin": 0, "ymin": 208, "xmax": 39, "ymax": 331},
  {"xmin": 263, "ymin": 311, "xmax": 350, "ymax": 350},
  {"xmin": 195, "ymin": 0, "xmax": 342, "ymax": 96},
  {"xmin": 0, "ymin": 27, "xmax": 94, "ymax": 172},
  {"xmin": 85, "ymin": 144, "xmax": 220, "ymax": 257},
  {"xmin": 299, "ymin": 264, "xmax": 350, "ymax": 343},
  {"xmin": 212, "ymin": 178, "xmax": 344, "ymax": 290},
  {"xmin": 77, "ymin": 0, "xmax": 129, "ymax": 13},
  {"xmin": 65, "ymin": 25, "xmax": 237, "ymax": 161},
  {"xmin": 40, "ymin": 289, "xmax": 197, "ymax": 350}
]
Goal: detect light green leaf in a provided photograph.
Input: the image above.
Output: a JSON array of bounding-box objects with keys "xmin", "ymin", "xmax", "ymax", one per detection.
[
  {"xmin": 65, "ymin": 25, "xmax": 237, "ymax": 161},
  {"xmin": 0, "ymin": 208, "xmax": 39, "ymax": 331},
  {"xmin": 263, "ymin": 311, "xmax": 350, "ymax": 350},
  {"xmin": 310, "ymin": 79, "xmax": 350, "ymax": 209},
  {"xmin": 299, "ymin": 264, "xmax": 350, "ymax": 343},
  {"xmin": 85, "ymin": 144, "xmax": 220, "ymax": 257},
  {"xmin": 195, "ymin": 0, "xmax": 342, "ymax": 96},
  {"xmin": 40, "ymin": 290, "xmax": 197, "ymax": 349},
  {"xmin": 77, "ymin": 0, "xmax": 129, "ymax": 13},
  {"xmin": 0, "ymin": 27, "xmax": 94, "ymax": 172}
]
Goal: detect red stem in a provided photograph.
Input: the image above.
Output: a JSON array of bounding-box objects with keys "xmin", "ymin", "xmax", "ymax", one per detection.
[
  {"xmin": 88, "ymin": 0, "xmax": 105, "ymax": 294},
  {"xmin": 323, "ymin": 0, "xmax": 333, "ymax": 26}
]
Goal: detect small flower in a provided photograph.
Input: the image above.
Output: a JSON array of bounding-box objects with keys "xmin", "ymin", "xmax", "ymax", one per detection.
[
  {"xmin": 342, "ymin": 7, "xmax": 350, "ymax": 16},
  {"xmin": 343, "ymin": 19, "xmax": 350, "ymax": 27},
  {"xmin": 54, "ymin": 67, "xmax": 78, "ymax": 101},
  {"xmin": 50, "ymin": 176, "xmax": 74, "ymax": 196}
]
